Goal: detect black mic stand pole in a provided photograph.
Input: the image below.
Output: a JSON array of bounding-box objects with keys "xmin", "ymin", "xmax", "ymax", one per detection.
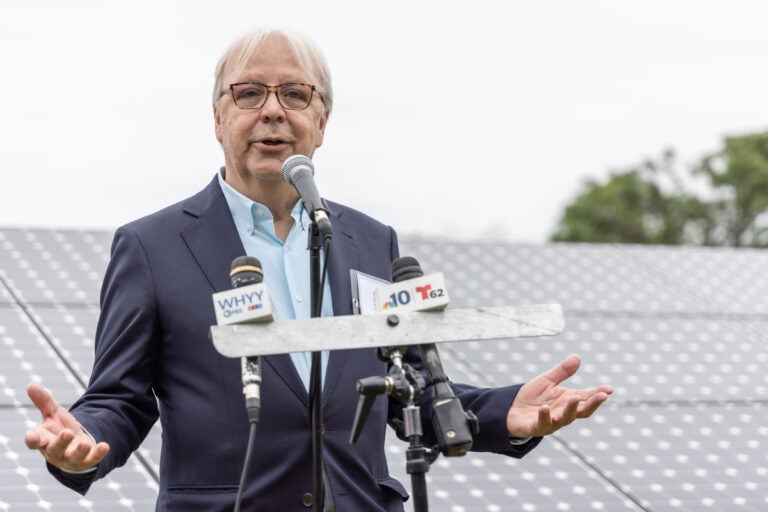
[
  {"xmin": 395, "ymin": 350, "xmax": 431, "ymax": 512},
  {"xmin": 307, "ymin": 223, "xmax": 325, "ymax": 512},
  {"xmin": 349, "ymin": 344, "xmax": 433, "ymax": 512}
]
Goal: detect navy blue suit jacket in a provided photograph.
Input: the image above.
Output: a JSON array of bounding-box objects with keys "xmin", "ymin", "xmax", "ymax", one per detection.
[{"xmin": 51, "ymin": 176, "xmax": 540, "ymax": 511}]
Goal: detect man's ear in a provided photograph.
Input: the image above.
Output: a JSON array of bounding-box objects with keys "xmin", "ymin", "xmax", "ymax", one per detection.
[
  {"xmin": 213, "ymin": 103, "xmax": 223, "ymax": 144},
  {"xmin": 315, "ymin": 110, "xmax": 330, "ymax": 149}
]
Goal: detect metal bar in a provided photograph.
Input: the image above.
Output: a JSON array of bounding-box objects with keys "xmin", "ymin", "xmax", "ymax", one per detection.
[{"xmin": 210, "ymin": 304, "xmax": 565, "ymax": 358}]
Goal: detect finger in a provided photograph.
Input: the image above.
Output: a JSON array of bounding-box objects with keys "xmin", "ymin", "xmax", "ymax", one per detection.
[
  {"xmin": 57, "ymin": 435, "xmax": 107, "ymax": 472},
  {"xmin": 65, "ymin": 439, "xmax": 91, "ymax": 463},
  {"xmin": 24, "ymin": 428, "xmax": 50, "ymax": 451},
  {"xmin": 556, "ymin": 395, "xmax": 582, "ymax": 427},
  {"xmin": 46, "ymin": 429, "xmax": 75, "ymax": 461},
  {"xmin": 81, "ymin": 442, "xmax": 110, "ymax": 468},
  {"xmin": 537, "ymin": 405, "xmax": 552, "ymax": 433},
  {"xmin": 27, "ymin": 383, "xmax": 59, "ymax": 419},
  {"xmin": 576, "ymin": 392, "xmax": 611, "ymax": 418},
  {"xmin": 598, "ymin": 385, "xmax": 614, "ymax": 395},
  {"xmin": 540, "ymin": 354, "xmax": 581, "ymax": 385},
  {"xmin": 572, "ymin": 385, "xmax": 615, "ymax": 399}
]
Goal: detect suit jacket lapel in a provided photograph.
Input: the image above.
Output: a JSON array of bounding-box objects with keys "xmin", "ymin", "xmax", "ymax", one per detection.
[
  {"xmin": 327, "ymin": 204, "xmax": 357, "ymax": 317},
  {"xmin": 323, "ymin": 204, "xmax": 357, "ymax": 405},
  {"xmin": 264, "ymin": 354, "xmax": 310, "ymax": 406},
  {"xmin": 179, "ymin": 175, "xmax": 309, "ymax": 406},
  {"xmin": 179, "ymin": 176, "xmax": 244, "ymax": 293}
]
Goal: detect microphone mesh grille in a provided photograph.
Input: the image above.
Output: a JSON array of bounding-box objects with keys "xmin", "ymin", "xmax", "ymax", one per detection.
[
  {"xmin": 391, "ymin": 256, "xmax": 423, "ymax": 282},
  {"xmin": 281, "ymin": 154, "xmax": 314, "ymax": 185}
]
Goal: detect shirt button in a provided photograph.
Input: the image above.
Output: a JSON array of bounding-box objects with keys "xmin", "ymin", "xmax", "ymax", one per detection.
[
  {"xmin": 295, "ymin": 294, "xmax": 303, "ymax": 302},
  {"xmin": 301, "ymin": 493, "xmax": 313, "ymax": 507}
]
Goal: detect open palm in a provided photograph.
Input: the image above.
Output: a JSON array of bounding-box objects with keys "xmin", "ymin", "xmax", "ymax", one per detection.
[
  {"xmin": 506, "ymin": 354, "xmax": 613, "ymax": 438},
  {"xmin": 24, "ymin": 383, "xmax": 109, "ymax": 472}
]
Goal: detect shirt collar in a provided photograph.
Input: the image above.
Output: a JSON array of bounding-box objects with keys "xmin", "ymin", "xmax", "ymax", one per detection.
[{"xmin": 217, "ymin": 168, "xmax": 309, "ymax": 236}]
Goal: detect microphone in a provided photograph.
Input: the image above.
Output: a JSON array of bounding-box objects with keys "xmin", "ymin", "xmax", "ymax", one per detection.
[
  {"xmin": 281, "ymin": 154, "xmax": 332, "ymax": 240},
  {"xmin": 228, "ymin": 255, "xmax": 266, "ymax": 423},
  {"xmin": 390, "ymin": 256, "xmax": 477, "ymax": 457},
  {"xmin": 226, "ymin": 257, "xmax": 268, "ymax": 512},
  {"xmin": 373, "ymin": 257, "xmax": 450, "ymax": 314}
]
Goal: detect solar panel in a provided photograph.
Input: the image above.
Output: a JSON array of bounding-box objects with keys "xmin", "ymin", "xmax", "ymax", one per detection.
[{"xmin": 1, "ymin": 227, "xmax": 766, "ymax": 511}]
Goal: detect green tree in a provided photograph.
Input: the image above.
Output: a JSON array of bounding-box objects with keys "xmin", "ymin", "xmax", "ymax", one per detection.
[
  {"xmin": 695, "ymin": 131, "xmax": 768, "ymax": 247},
  {"xmin": 550, "ymin": 149, "xmax": 715, "ymax": 245},
  {"xmin": 551, "ymin": 131, "xmax": 768, "ymax": 247}
]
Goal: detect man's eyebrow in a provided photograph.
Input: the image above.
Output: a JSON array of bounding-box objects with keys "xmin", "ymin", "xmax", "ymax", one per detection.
[{"xmin": 233, "ymin": 74, "xmax": 310, "ymax": 84}]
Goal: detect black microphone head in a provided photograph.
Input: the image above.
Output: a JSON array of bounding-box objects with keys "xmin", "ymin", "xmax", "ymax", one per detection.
[
  {"xmin": 281, "ymin": 154, "xmax": 314, "ymax": 186},
  {"xmin": 391, "ymin": 256, "xmax": 423, "ymax": 282},
  {"xmin": 230, "ymin": 255, "xmax": 263, "ymax": 288}
]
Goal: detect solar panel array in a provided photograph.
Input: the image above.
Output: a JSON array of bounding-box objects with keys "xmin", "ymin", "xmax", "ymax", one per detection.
[{"xmin": 1, "ymin": 227, "xmax": 766, "ymax": 511}]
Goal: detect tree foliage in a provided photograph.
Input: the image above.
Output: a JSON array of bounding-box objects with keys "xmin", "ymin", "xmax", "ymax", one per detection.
[
  {"xmin": 695, "ymin": 131, "xmax": 768, "ymax": 246},
  {"xmin": 550, "ymin": 131, "xmax": 768, "ymax": 246}
]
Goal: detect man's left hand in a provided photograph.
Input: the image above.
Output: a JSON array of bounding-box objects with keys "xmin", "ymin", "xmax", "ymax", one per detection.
[{"xmin": 506, "ymin": 354, "xmax": 613, "ymax": 438}]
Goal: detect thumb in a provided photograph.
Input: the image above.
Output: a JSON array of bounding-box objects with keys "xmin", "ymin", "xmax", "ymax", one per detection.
[
  {"xmin": 27, "ymin": 383, "xmax": 60, "ymax": 419},
  {"xmin": 541, "ymin": 354, "xmax": 581, "ymax": 385}
]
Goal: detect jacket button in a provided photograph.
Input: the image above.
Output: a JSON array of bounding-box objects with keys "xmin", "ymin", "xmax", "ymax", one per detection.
[{"xmin": 301, "ymin": 493, "xmax": 314, "ymax": 508}]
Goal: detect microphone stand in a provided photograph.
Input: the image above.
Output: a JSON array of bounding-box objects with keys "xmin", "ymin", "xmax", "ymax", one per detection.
[
  {"xmin": 350, "ymin": 345, "xmax": 433, "ymax": 512},
  {"xmin": 349, "ymin": 341, "xmax": 480, "ymax": 512},
  {"xmin": 307, "ymin": 222, "xmax": 325, "ymax": 512},
  {"xmin": 395, "ymin": 350, "xmax": 432, "ymax": 512}
]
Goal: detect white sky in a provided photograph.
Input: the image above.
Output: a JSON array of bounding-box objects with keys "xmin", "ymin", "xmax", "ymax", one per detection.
[{"xmin": 1, "ymin": 0, "xmax": 766, "ymax": 243}]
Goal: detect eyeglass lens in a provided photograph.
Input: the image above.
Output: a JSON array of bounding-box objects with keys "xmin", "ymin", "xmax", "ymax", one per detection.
[{"xmin": 232, "ymin": 83, "xmax": 313, "ymax": 110}]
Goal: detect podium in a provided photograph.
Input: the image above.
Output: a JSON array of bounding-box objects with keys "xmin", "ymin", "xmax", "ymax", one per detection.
[{"xmin": 209, "ymin": 303, "xmax": 565, "ymax": 511}]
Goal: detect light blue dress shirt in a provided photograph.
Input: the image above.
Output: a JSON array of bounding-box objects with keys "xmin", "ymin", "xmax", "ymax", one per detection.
[{"xmin": 218, "ymin": 172, "xmax": 332, "ymax": 391}]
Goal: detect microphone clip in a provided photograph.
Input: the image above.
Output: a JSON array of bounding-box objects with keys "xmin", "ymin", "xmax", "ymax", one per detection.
[
  {"xmin": 349, "ymin": 348, "xmax": 426, "ymax": 445},
  {"xmin": 242, "ymin": 356, "xmax": 262, "ymax": 424},
  {"xmin": 308, "ymin": 198, "xmax": 332, "ymax": 241}
]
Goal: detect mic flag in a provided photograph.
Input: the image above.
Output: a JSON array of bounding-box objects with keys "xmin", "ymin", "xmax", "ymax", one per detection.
[
  {"xmin": 374, "ymin": 257, "xmax": 449, "ymax": 314},
  {"xmin": 212, "ymin": 256, "xmax": 274, "ymax": 325}
]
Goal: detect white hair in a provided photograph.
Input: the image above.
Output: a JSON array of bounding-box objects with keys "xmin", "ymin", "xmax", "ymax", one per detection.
[{"xmin": 212, "ymin": 27, "xmax": 333, "ymax": 114}]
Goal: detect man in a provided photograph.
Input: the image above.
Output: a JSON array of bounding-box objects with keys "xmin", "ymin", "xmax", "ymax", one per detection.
[{"xmin": 25, "ymin": 28, "xmax": 613, "ymax": 511}]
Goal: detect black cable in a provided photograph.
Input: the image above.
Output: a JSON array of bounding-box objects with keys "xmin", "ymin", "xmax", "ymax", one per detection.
[{"xmin": 233, "ymin": 421, "xmax": 258, "ymax": 512}]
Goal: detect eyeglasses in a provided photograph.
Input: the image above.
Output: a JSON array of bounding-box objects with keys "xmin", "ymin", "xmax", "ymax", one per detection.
[{"xmin": 227, "ymin": 82, "xmax": 319, "ymax": 110}]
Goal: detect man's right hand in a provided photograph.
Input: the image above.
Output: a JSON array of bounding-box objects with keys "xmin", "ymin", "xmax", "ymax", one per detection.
[{"xmin": 24, "ymin": 383, "xmax": 110, "ymax": 472}]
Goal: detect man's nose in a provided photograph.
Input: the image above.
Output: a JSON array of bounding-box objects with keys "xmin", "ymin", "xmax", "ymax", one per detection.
[{"xmin": 260, "ymin": 90, "xmax": 285, "ymax": 120}]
